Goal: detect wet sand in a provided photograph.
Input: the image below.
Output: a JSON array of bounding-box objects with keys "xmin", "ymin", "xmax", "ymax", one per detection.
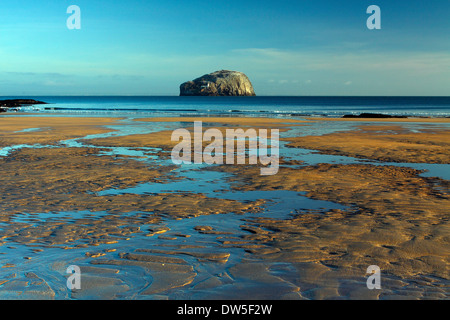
[
  {"xmin": 0, "ymin": 115, "xmax": 448, "ymax": 300},
  {"xmin": 0, "ymin": 116, "xmax": 122, "ymax": 148},
  {"xmin": 305, "ymin": 117, "xmax": 450, "ymax": 123},
  {"xmin": 287, "ymin": 120, "xmax": 450, "ymax": 164}
]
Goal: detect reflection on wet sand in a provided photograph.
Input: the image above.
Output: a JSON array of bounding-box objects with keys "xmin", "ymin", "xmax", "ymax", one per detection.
[{"xmin": 0, "ymin": 116, "xmax": 448, "ymax": 299}]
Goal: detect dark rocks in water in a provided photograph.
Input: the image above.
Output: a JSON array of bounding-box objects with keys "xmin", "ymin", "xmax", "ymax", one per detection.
[
  {"xmin": 180, "ymin": 70, "xmax": 256, "ymax": 96},
  {"xmin": 342, "ymin": 113, "xmax": 408, "ymax": 119},
  {"xmin": 0, "ymin": 99, "xmax": 47, "ymax": 112}
]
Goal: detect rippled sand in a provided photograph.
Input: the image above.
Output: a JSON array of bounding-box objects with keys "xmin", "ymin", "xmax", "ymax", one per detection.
[{"xmin": 0, "ymin": 115, "xmax": 448, "ymax": 300}]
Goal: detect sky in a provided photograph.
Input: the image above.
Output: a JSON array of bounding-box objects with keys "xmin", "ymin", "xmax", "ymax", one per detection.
[{"xmin": 0, "ymin": 0, "xmax": 449, "ymax": 96}]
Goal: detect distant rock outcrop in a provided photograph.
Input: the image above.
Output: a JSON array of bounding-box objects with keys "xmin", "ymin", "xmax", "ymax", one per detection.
[
  {"xmin": 180, "ymin": 70, "xmax": 256, "ymax": 96},
  {"xmin": 0, "ymin": 99, "xmax": 47, "ymax": 112},
  {"xmin": 342, "ymin": 113, "xmax": 407, "ymax": 119}
]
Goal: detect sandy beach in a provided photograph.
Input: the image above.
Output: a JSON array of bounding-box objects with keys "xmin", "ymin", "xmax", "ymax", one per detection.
[{"xmin": 0, "ymin": 115, "xmax": 448, "ymax": 300}]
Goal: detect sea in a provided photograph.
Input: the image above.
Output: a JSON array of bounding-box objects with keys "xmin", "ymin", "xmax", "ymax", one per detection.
[{"xmin": 2, "ymin": 96, "xmax": 450, "ymax": 118}]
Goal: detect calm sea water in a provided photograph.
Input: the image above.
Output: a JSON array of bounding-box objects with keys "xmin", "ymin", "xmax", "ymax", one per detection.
[{"xmin": 2, "ymin": 96, "xmax": 450, "ymax": 117}]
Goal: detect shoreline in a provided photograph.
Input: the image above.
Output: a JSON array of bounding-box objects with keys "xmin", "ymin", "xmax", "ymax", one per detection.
[{"xmin": 2, "ymin": 111, "xmax": 450, "ymax": 121}]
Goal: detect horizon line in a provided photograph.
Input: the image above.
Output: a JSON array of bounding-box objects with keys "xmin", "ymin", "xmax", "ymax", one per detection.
[{"xmin": 2, "ymin": 95, "xmax": 450, "ymax": 98}]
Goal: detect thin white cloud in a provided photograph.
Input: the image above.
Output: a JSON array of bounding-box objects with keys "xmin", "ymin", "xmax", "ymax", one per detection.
[
  {"xmin": 231, "ymin": 47, "xmax": 450, "ymax": 74},
  {"xmin": 2, "ymin": 46, "xmax": 449, "ymax": 95}
]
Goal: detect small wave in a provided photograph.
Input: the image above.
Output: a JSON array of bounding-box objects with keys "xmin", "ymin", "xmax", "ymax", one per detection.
[{"xmin": 10, "ymin": 98, "xmax": 450, "ymax": 119}]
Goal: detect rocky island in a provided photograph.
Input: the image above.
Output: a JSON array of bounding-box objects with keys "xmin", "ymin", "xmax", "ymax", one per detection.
[
  {"xmin": 180, "ymin": 70, "xmax": 256, "ymax": 96},
  {"xmin": 0, "ymin": 99, "xmax": 47, "ymax": 112}
]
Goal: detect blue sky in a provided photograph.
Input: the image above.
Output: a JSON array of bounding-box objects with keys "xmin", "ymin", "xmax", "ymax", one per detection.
[{"xmin": 0, "ymin": 0, "xmax": 449, "ymax": 96}]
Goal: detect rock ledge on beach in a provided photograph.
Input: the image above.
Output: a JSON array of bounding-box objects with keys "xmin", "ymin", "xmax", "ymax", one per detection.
[
  {"xmin": 0, "ymin": 99, "xmax": 47, "ymax": 112},
  {"xmin": 343, "ymin": 113, "xmax": 407, "ymax": 119},
  {"xmin": 180, "ymin": 70, "xmax": 256, "ymax": 96}
]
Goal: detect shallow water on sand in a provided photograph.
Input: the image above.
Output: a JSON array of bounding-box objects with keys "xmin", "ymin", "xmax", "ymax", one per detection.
[
  {"xmin": 0, "ymin": 116, "xmax": 448, "ymax": 299},
  {"xmin": 0, "ymin": 188, "xmax": 349, "ymax": 299}
]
